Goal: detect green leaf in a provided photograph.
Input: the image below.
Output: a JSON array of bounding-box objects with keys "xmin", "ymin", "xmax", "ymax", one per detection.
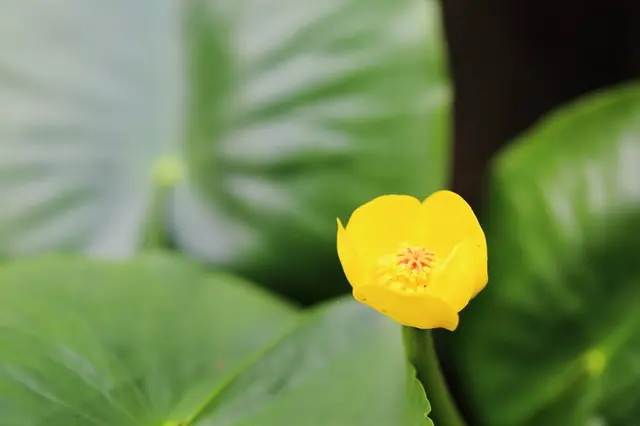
[
  {"xmin": 169, "ymin": 0, "xmax": 450, "ymax": 302},
  {"xmin": 443, "ymin": 83, "xmax": 640, "ymax": 425},
  {"xmin": 0, "ymin": 254, "xmax": 432, "ymax": 425},
  {"xmin": 0, "ymin": 0, "xmax": 450, "ymax": 302},
  {"xmin": 0, "ymin": 1, "xmax": 184, "ymax": 256},
  {"xmin": 187, "ymin": 300, "xmax": 433, "ymax": 426}
]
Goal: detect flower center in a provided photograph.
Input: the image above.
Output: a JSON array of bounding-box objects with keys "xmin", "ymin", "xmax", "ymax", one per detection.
[
  {"xmin": 396, "ymin": 246, "xmax": 436, "ymax": 273},
  {"xmin": 375, "ymin": 243, "xmax": 437, "ymax": 293}
]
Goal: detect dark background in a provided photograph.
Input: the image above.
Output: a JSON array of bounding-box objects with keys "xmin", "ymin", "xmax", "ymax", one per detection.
[{"xmin": 445, "ymin": 0, "xmax": 640, "ymax": 210}]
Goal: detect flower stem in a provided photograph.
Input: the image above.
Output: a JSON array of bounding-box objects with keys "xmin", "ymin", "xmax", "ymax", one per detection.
[
  {"xmin": 403, "ymin": 327, "xmax": 467, "ymax": 426},
  {"xmin": 141, "ymin": 156, "xmax": 185, "ymax": 251},
  {"xmin": 141, "ymin": 186, "xmax": 170, "ymax": 250}
]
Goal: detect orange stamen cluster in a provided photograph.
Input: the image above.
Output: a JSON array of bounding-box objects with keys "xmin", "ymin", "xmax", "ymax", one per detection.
[
  {"xmin": 396, "ymin": 246, "xmax": 436, "ymax": 274},
  {"xmin": 375, "ymin": 243, "xmax": 437, "ymax": 292}
]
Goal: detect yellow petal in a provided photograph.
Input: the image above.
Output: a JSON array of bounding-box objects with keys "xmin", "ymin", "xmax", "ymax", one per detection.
[
  {"xmin": 353, "ymin": 285, "xmax": 459, "ymax": 331},
  {"xmin": 421, "ymin": 190, "xmax": 486, "ymax": 258},
  {"xmin": 336, "ymin": 218, "xmax": 366, "ymax": 288},
  {"xmin": 427, "ymin": 239, "xmax": 488, "ymax": 312},
  {"xmin": 344, "ymin": 195, "xmax": 425, "ymax": 268}
]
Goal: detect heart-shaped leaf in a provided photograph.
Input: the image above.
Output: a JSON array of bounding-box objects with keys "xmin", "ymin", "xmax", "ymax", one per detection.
[
  {"xmin": 443, "ymin": 83, "xmax": 640, "ymax": 425},
  {"xmin": 0, "ymin": 254, "xmax": 432, "ymax": 425},
  {"xmin": 0, "ymin": 0, "xmax": 449, "ymax": 302},
  {"xmin": 169, "ymin": 0, "xmax": 450, "ymax": 302}
]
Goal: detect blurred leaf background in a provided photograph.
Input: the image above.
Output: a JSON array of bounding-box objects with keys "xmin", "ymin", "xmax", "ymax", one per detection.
[{"xmin": 0, "ymin": 0, "xmax": 638, "ymax": 425}]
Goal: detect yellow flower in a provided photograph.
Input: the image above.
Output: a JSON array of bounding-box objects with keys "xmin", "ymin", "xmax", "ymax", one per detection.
[{"xmin": 336, "ymin": 191, "xmax": 487, "ymax": 331}]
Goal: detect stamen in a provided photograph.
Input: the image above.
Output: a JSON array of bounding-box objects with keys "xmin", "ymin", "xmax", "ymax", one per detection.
[
  {"xmin": 375, "ymin": 243, "xmax": 437, "ymax": 293},
  {"xmin": 396, "ymin": 246, "xmax": 436, "ymax": 273}
]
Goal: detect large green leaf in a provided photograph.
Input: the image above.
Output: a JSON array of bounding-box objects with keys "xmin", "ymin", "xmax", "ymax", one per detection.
[
  {"xmin": 443, "ymin": 83, "xmax": 640, "ymax": 425},
  {"xmin": 0, "ymin": 254, "xmax": 432, "ymax": 425},
  {"xmin": 0, "ymin": 0, "xmax": 184, "ymax": 256},
  {"xmin": 0, "ymin": 0, "xmax": 450, "ymax": 302},
  {"xmin": 169, "ymin": 0, "xmax": 450, "ymax": 302}
]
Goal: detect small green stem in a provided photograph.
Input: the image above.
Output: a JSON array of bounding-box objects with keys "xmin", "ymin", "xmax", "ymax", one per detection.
[
  {"xmin": 141, "ymin": 156, "xmax": 185, "ymax": 251},
  {"xmin": 403, "ymin": 327, "xmax": 467, "ymax": 426},
  {"xmin": 141, "ymin": 185, "xmax": 171, "ymax": 250}
]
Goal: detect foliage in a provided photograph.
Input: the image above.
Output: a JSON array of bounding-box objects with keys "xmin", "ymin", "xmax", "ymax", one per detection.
[
  {"xmin": 0, "ymin": 254, "xmax": 432, "ymax": 425},
  {"xmin": 443, "ymin": 83, "xmax": 640, "ymax": 426},
  {"xmin": 1, "ymin": 1, "xmax": 639, "ymax": 425},
  {"xmin": 0, "ymin": 0, "xmax": 449, "ymax": 304}
]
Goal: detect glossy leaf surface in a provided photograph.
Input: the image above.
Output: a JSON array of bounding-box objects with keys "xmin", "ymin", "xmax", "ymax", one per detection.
[
  {"xmin": 0, "ymin": 254, "xmax": 432, "ymax": 425},
  {"xmin": 444, "ymin": 84, "xmax": 640, "ymax": 425}
]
